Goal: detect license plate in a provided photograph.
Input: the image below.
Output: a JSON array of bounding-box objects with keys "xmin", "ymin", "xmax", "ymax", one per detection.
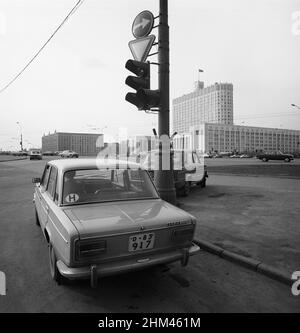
[{"xmin": 128, "ymin": 233, "xmax": 155, "ymax": 252}]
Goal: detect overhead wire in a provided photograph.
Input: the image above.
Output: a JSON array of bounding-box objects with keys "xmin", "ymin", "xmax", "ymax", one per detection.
[{"xmin": 0, "ymin": 0, "xmax": 85, "ymax": 95}]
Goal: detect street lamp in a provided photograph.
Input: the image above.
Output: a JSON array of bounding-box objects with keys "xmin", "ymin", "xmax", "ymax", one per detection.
[
  {"xmin": 291, "ymin": 103, "xmax": 300, "ymax": 110},
  {"xmin": 16, "ymin": 122, "xmax": 23, "ymax": 151}
]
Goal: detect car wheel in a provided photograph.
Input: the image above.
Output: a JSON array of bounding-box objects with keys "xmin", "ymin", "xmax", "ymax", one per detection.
[
  {"xmin": 35, "ymin": 209, "xmax": 40, "ymax": 226},
  {"xmin": 200, "ymin": 178, "xmax": 206, "ymax": 188},
  {"xmin": 262, "ymin": 158, "xmax": 268, "ymax": 162},
  {"xmin": 284, "ymin": 158, "xmax": 290, "ymax": 162},
  {"xmin": 49, "ymin": 243, "xmax": 63, "ymax": 284},
  {"xmin": 182, "ymin": 182, "xmax": 191, "ymax": 196}
]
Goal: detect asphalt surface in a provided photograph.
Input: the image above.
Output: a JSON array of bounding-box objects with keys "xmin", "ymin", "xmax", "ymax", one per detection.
[
  {"xmin": 181, "ymin": 174, "xmax": 300, "ymax": 274},
  {"xmin": 206, "ymin": 158, "xmax": 300, "ymax": 179},
  {"xmin": 0, "ymin": 157, "xmax": 299, "ymax": 312}
]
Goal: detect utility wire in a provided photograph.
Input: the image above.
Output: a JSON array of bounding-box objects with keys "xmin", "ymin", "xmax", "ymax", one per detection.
[{"xmin": 0, "ymin": 0, "xmax": 85, "ymax": 95}]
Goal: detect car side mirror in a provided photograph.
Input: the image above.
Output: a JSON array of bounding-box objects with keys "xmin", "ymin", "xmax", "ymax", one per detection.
[{"xmin": 32, "ymin": 177, "xmax": 41, "ymax": 184}]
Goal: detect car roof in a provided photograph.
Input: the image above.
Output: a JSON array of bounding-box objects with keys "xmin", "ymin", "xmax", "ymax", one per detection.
[{"xmin": 48, "ymin": 158, "xmax": 143, "ymax": 172}]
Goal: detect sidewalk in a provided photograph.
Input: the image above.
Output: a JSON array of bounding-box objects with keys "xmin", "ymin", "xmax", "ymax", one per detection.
[
  {"xmin": 0, "ymin": 156, "xmax": 27, "ymax": 163},
  {"xmin": 179, "ymin": 174, "xmax": 300, "ymax": 276}
]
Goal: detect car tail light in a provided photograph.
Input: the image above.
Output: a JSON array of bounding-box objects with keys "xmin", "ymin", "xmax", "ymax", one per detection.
[
  {"xmin": 76, "ymin": 239, "xmax": 107, "ymax": 260},
  {"xmin": 172, "ymin": 227, "xmax": 194, "ymax": 242}
]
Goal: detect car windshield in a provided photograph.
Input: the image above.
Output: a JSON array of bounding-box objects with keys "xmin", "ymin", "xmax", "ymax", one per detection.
[{"xmin": 62, "ymin": 168, "xmax": 159, "ymax": 205}]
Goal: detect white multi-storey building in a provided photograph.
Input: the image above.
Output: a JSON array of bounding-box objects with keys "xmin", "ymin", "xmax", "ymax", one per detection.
[
  {"xmin": 173, "ymin": 81, "xmax": 233, "ymax": 133},
  {"xmin": 202, "ymin": 123, "xmax": 300, "ymax": 153},
  {"xmin": 172, "ymin": 81, "xmax": 300, "ymax": 154}
]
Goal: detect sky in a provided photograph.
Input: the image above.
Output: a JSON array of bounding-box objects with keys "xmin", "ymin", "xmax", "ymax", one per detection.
[{"xmin": 0, "ymin": 0, "xmax": 300, "ymax": 150}]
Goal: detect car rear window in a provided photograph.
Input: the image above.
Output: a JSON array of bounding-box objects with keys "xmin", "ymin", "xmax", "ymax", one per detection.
[{"xmin": 62, "ymin": 168, "xmax": 158, "ymax": 205}]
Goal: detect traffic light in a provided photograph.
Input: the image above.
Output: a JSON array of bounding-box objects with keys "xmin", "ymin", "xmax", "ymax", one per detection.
[{"xmin": 125, "ymin": 59, "xmax": 160, "ymax": 110}]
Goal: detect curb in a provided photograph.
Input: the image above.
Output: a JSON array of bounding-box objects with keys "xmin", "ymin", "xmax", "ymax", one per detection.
[
  {"xmin": 0, "ymin": 157, "xmax": 27, "ymax": 163},
  {"xmin": 193, "ymin": 239, "xmax": 292, "ymax": 286}
]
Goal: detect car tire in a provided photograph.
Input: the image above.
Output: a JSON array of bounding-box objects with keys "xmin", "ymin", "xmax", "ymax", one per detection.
[
  {"xmin": 200, "ymin": 178, "xmax": 206, "ymax": 188},
  {"xmin": 182, "ymin": 182, "xmax": 191, "ymax": 197},
  {"xmin": 262, "ymin": 158, "xmax": 268, "ymax": 162},
  {"xmin": 35, "ymin": 209, "xmax": 40, "ymax": 226},
  {"xmin": 49, "ymin": 243, "xmax": 63, "ymax": 285},
  {"xmin": 284, "ymin": 158, "xmax": 290, "ymax": 162}
]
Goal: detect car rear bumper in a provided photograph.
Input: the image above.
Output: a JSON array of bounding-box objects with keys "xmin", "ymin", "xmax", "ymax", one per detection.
[{"xmin": 56, "ymin": 242, "xmax": 200, "ymax": 280}]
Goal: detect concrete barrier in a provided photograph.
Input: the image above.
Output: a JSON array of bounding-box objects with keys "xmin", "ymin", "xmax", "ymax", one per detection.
[{"xmin": 194, "ymin": 239, "xmax": 292, "ymax": 286}]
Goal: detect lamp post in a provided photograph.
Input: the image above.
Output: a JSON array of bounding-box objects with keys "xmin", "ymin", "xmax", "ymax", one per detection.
[
  {"xmin": 16, "ymin": 122, "xmax": 23, "ymax": 151},
  {"xmin": 291, "ymin": 103, "xmax": 300, "ymax": 110}
]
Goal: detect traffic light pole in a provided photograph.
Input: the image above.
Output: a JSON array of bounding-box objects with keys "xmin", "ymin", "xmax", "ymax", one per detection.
[{"xmin": 154, "ymin": 0, "xmax": 176, "ymax": 205}]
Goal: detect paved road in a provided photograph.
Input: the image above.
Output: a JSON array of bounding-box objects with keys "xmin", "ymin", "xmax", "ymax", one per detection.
[
  {"xmin": 181, "ymin": 175, "xmax": 300, "ymax": 274},
  {"xmin": 0, "ymin": 158, "xmax": 299, "ymax": 312},
  {"xmin": 206, "ymin": 157, "xmax": 300, "ymax": 179}
]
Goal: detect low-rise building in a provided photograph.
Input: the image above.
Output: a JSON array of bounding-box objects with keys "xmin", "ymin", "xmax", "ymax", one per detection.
[
  {"xmin": 173, "ymin": 123, "xmax": 300, "ymax": 154},
  {"xmin": 42, "ymin": 131, "xmax": 103, "ymax": 156}
]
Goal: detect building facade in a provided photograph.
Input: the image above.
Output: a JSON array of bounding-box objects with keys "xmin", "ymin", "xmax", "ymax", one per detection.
[
  {"xmin": 173, "ymin": 81, "xmax": 233, "ymax": 133},
  {"xmin": 42, "ymin": 132, "xmax": 103, "ymax": 156},
  {"xmin": 202, "ymin": 123, "xmax": 300, "ymax": 154},
  {"xmin": 173, "ymin": 123, "xmax": 300, "ymax": 154},
  {"xmin": 172, "ymin": 81, "xmax": 300, "ymax": 154}
]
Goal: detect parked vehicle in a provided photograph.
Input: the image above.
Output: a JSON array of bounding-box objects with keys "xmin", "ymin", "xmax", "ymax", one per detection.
[
  {"xmin": 256, "ymin": 152, "xmax": 294, "ymax": 162},
  {"xmin": 42, "ymin": 151, "xmax": 55, "ymax": 156},
  {"xmin": 239, "ymin": 154, "xmax": 251, "ymax": 158},
  {"xmin": 203, "ymin": 153, "xmax": 213, "ymax": 158},
  {"xmin": 32, "ymin": 159, "xmax": 200, "ymax": 287},
  {"xmin": 60, "ymin": 150, "xmax": 79, "ymax": 158},
  {"xmin": 29, "ymin": 150, "xmax": 42, "ymax": 160},
  {"xmin": 13, "ymin": 151, "xmax": 28, "ymax": 157},
  {"xmin": 143, "ymin": 149, "xmax": 208, "ymax": 196}
]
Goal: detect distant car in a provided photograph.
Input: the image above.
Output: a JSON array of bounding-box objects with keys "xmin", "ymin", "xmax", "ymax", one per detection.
[
  {"xmin": 13, "ymin": 151, "xmax": 28, "ymax": 157},
  {"xmin": 42, "ymin": 151, "xmax": 55, "ymax": 156},
  {"xmin": 32, "ymin": 158, "xmax": 200, "ymax": 288},
  {"xmin": 143, "ymin": 149, "xmax": 208, "ymax": 196},
  {"xmin": 239, "ymin": 154, "xmax": 251, "ymax": 158},
  {"xmin": 257, "ymin": 152, "xmax": 294, "ymax": 162},
  {"xmin": 229, "ymin": 154, "xmax": 240, "ymax": 158},
  {"xmin": 29, "ymin": 150, "xmax": 42, "ymax": 160},
  {"xmin": 60, "ymin": 150, "xmax": 79, "ymax": 158}
]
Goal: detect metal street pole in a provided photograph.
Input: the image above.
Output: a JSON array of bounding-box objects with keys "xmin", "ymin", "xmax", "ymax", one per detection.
[
  {"xmin": 16, "ymin": 122, "xmax": 23, "ymax": 151},
  {"xmin": 154, "ymin": 0, "xmax": 176, "ymax": 204}
]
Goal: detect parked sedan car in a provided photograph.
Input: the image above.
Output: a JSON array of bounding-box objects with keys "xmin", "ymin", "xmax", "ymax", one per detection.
[
  {"xmin": 143, "ymin": 149, "xmax": 208, "ymax": 196},
  {"xmin": 42, "ymin": 151, "xmax": 55, "ymax": 156},
  {"xmin": 29, "ymin": 150, "xmax": 42, "ymax": 160},
  {"xmin": 13, "ymin": 150, "xmax": 28, "ymax": 157},
  {"xmin": 60, "ymin": 150, "xmax": 79, "ymax": 158},
  {"xmin": 257, "ymin": 152, "xmax": 294, "ymax": 162},
  {"xmin": 32, "ymin": 159, "xmax": 200, "ymax": 287}
]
